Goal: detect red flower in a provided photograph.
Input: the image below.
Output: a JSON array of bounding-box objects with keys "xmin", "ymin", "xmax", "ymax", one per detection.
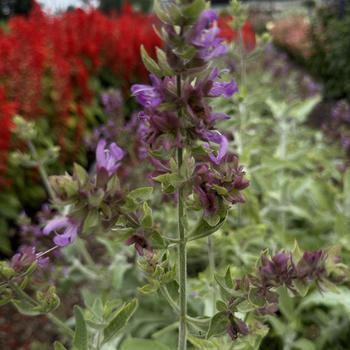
[
  {"xmin": 218, "ymin": 16, "xmax": 256, "ymax": 51},
  {"xmin": 0, "ymin": 87, "xmax": 17, "ymax": 186},
  {"xmin": 0, "ymin": 5, "xmax": 161, "ymax": 185}
]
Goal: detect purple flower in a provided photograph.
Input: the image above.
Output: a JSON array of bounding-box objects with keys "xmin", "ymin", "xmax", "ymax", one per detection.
[
  {"xmin": 96, "ymin": 139, "xmax": 124, "ymax": 177},
  {"xmin": 209, "ymin": 80, "xmax": 239, "ymax": 98},
  {"xmin": 131, "ymin": 74, "xmax": 164, "ymax": 109},
  {"xmin": 332, "ymin": 100, "xmax": 350, "ymax": 124},
  {"xmin": 194, "ymin": 184, "xmax": 220, "ymax": 216},
  {"xmin": 190, "ymin": 10, "xmax": 227, "ymax": 61},
  {"xmin": 101, "ymin": 89, "xmax": 123, "ymax": 116},
  {"xmin": 126, "ymin": 233, "xmax": 151, "ymax": 256},
  {"xmin": 193, "ymin": 152, "xmax": 249, "ymax": 215},
  {"xmin": 227, "ymin": 316, "xmax": 249, "ymax": 341},
  {"xmin": 259, "ymin": 252, "xmax": 293, "ymax": 286},
  {"xmin": 43, "ymin": 217, "xmax": 80, "ymax": 247},
  {"xmin": 202, "ymin": 131, "xmax": 228, "ymax": 164},
  {"xmin": 296, "ymin": 250, "xmax": 326, "ymax": 282},
  {"xmin": 10, "ymin": 246, "xmax": 49, "ymax": 271},
  {"xmin": 139, "ymin": 110, "xmax": 181, "ymax": 150},
  {"xmin": 184, "ymin": 69, "xmax": 232, "ymax": 134}
]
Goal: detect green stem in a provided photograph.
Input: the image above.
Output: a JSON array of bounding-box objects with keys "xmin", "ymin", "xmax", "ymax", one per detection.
[
  {"xmin": 160, "ymin": 286, "xmax": 209, "ymax": 325},
  {"xmin": 27, "ymin": 140, "xmax": 56, "ymax": 201},
  {"xmin": 238, "ymin": 29, "xmax": 246, "ymax": 86},
  {"xmin": 8, "ymin": 280, "xmax": 74, "ymax": 338},
  {"xmin": 176, "ymin": 73, "xmax": 187, "ymax": 350},
  {"xmin": 207, "ymin": 236, "xmax": 216, "ymax": 316},
  {"xmin": 278, "ymin": 120, "xmax": 288, "ymax": 236},
  {"xmin": 76, "ymin": 238, "xmax": 95, "ymax": 266}
]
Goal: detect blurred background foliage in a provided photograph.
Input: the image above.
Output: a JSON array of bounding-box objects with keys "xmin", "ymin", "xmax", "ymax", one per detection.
[{"xmin": 0, "ymin": 0, "xmax": 350, "ymax": 349}]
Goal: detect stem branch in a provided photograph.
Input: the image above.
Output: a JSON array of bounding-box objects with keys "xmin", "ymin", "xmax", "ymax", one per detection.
[
  {"xmin": 8, "ymin": 279, "xmax": 74, "ymax": 338},
  {"xmin": 27, "ymin": 140, "xmax": 56, "ymax": 201}
]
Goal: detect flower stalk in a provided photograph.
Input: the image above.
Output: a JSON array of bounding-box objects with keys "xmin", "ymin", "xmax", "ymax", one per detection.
[{"xmin": 176, "ymin": 72, "xmax": 188, "ymax": 350}]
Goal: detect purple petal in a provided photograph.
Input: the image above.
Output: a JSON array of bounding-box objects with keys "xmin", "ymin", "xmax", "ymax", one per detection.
[
  {"xmin": 204, "ymin": 132, "xmax": 229, "ymax": 164},
  {"xmin": 96, "ymin": 139, "xmax": 107, "ymax": 169},
  {"xmin": 208, "ymin": 67, "xmax": 220, "ymax": 81},
  {"xmin": 38, "ymin": 257, "xmax": 50, "ymax": 268},
  {"xmin": 53, "ymin": 224, "xmax": 78, "ymax": 247},
  {"xmin": 210, "ymin": 80, "xmax": 239, "ymax": 98},
  {"xmin": 43, "ymin": 217, "xmax": 69, "ymax": 236},
  {"xmin": 110, "ymin": 143, "xmax": 124, "ymax": 162},
  {"xmin": 195, "ymin": 9, "xmax": 217, "ymax": 32},
  {"xmin": 209, "ymin": 112, "xmax": 230, "ymax": 123},
  {"xmin": 54, "ymin": 234, "xmax": 71, "ymax": 247},
  {"xmin": 199, "ymin": 44, "xmax": 227, "ymax": 61}
]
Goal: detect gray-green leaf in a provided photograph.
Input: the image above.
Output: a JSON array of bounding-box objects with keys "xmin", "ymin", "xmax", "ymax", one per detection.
[
  {"xmin": 73, "ymin": 305, "xmax": 88, "ymax": 350},
  {"xmin": 103, "ymin": 298, "xmax": 138, "ymax": 344}
]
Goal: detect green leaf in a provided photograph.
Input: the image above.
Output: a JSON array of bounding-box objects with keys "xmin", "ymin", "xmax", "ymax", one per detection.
[
  {"xmin": 128, "ymin": 187, "xmax": 153, "ymax": 202},
  {"xmin": 216, "ymin": 300, "xmax": 227, "ymax": 312},
  {"xmin": 212, "ymin": 184, "xmax": 228, "ymax": 196},
  {"xmin": 141, "ymin": 202, "xmax": 153, "ymax": 228},
  {"xmin": 224, "ymin": 266, "xmax": 233, "ymax": 289},
  {"xmin": 293, "ymin": 338, "xmax": 316, "ymax": 350},
  {"xmin": 156, "ymin": 47, "xmax": 174, "ymax": 76},
  {"xmin": 54, "ymin": 342, "xmax": 68, "ymax": 350},
  {"xmin": 188, "ymin": 214, "xmax": 227, "ymax": 241},
  {"xmin": 153, "ymin": 0, "xmax": 172, "ymax": 24},
  {"xmin": 293, "ymin": 280, "xmax": 310, "ymax": 298},
  {"xmin": 149, "ymin": 229, "xmax": 166, "ymax": 249},
  {"xmin": 82, "ymin": 209, "xmax": 100, "ymax": 233},
  {"xmin": 206, "ymin": 311, "xmax": 227, "ymax": 339},
  {"xmin": 137, "ymin": 283, "xmax": 159, "ymax": 295},
  {"xmin": 203, "ymin": 214, "xmax": 221, "ymax": 227},
  {"xmin": 12, "ymin": 300, "xmax": 41, "ymax": 316},
  {"xmin": 73, "ymin": 163, "xmax": 88, "ymax": 186},
  {"xmin": 188, "ymin": 335, "xmax": 216, "ymax": 349},
  {"xmin": 88, "ymin": 189, "xmax": 105, "ymax": 208},
  {"xmin": 103, "ymin": 298, "xmax": 138, "ymax": 344},
  {"xmin": 153, "ymin": 173, "xmax": 179, "ymax": 193},
  {"xmin": 266, "ymin": 315, "xmax": 287, "ymax": 337},
  {"xmin": 277, "ymin": 286, "xmax": 294, "ymax": 320},
  {"xmin": 248, "ymin": 288, "xmax": 266, "ymax": 307},
  {"xmin": 140, "ymin": 45, "xmax": 162, "ymax": 77},
  {"xmin": 121, "ymin": 338, "xmax": 172, "ymax": 350},
  {"xmin": 288, "ymin": 96, "xmax": 321, "ymax": 123},
  {"xmin": 73, "ymin": 305, "xmax": 88, "ymax": 350},
  {"xmin": 181, "ymin": 0, "xmax": 207, "ymax": 24},
  {"xmin": 292, "ymin": 240, "xmax": 303, "ymax": 261}
]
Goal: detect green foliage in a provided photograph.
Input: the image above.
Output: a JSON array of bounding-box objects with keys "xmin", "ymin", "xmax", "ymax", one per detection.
[
  {"xmin": 309, "ymin": 8, "xmax": 350, "ymax": 100},
  {"xmin": 103, "ymin": 298, "xmax": 139, "ymax": 343},
  {"xmin": 73, "ymin": 306, "xmax": 88, "ymax": 350}
]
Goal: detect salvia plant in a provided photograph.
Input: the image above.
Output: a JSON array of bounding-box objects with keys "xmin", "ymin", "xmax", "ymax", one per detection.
[{"xmin": 0, "ymin": 1, "xmax": 344, "ymax": 349}]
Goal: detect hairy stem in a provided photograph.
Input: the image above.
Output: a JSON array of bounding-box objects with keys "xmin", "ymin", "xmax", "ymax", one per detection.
[
  {"xmin": 207, "ymin": 236, "xmax": 216, "ymax": 315},
  {"xmin": 176, "ymin": 72, "xmax": 187, "ymax": 350},
  {"xmin": 238, "ymin": 29, "xmax": 246, "ymax": 86},
  {"xmin": 27, "ymin": 140, "xmax": 56, "ymax": 201}
]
